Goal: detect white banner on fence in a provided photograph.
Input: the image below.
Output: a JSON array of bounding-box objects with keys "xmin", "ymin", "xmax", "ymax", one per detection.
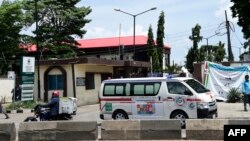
[{"xmin": 205, "ymin": 62, "xmax": 250, "ymax": 101}]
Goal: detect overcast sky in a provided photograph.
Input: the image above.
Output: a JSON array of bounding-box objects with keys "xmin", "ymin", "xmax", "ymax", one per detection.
[{"xmin": 0, "ymin": 0, "xmax": 246, "ymax": 65}]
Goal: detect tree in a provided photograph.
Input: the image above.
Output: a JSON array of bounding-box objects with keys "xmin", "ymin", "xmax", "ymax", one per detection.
[
  {"xmin": 147, "ymin": 25, "xmax": 154, "ymax": 57},
  {"xmin": 165, "ymin": 62, "xmax": 182, "ymax": 74},
  {"xmin": 186, "ymin": 24, "xmax": 202, "ymax": 73},
  {"xmin": 22, "ymin": 0, "xmax": 91, "ymax": 58},
  {"xmin": 212, "ymin": 41, "xmax": 226, "ymax": 62},
  {"xmin": 147, "ymin": 25, "xmax": 160, "ymax": 72},
  {"xmin": 197, "ymin": 46, "xmax": 206, "ymax": 62},
  {"xmin": 189, "ymin": 24, "xmax": 202, "ymax": 58},
  {"xmin": 200, "ymin": 41, "xmax": 225, "ymax": 62},
  {"xmin": 186, "ymin": 47, "xmax": 195, "ymax": 73},
  {"xmin": 0, "ymin": 0, "xmax": 25, "ymax": 75},
  {"xmin": 156, "ymin": 11, "xmax": 165, "ymax": 73},
  {"xmin": 231, "ymin": 0, "xmax": 250, "ymax": 52},
  {"xmin": 231, "ymin": 0, "xmax": 250, "ymax": 40}
]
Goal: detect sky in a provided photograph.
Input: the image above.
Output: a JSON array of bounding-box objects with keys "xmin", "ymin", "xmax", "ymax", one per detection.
[
  {"xmin": 77, "ymin": 0, "xmax": 245, "ymax": 65},
  {"xmin": 0, "ymin": 0, "xmax": 246, "ymax": 65}
]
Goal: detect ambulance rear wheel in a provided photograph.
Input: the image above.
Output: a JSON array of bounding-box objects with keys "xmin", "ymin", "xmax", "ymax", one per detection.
[
  {"xmin": 113, "ymin": 110, "xmax": 128, "ymax": 120},
  {"xmin": 171, "ymin": 111, "xmax": 188, "ymax": 128}
]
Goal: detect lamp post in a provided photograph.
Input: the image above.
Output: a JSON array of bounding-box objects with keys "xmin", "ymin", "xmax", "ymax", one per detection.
[
  {"xmin": 114, "ymin": 7, "xmax": 157, "ymax": 60},
  {"xmin": 35, "ymin": 0, "xmax": 41, "ymax": 99}
]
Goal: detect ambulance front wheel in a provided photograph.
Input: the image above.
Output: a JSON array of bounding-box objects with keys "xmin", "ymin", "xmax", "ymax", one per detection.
[
  {"xmin": 113, "ymin": 110, "xmax": 128, "ymax": 120},
  {"xmin": 171, "ymin": 111, "xmax": 188, "ymax": 128}
]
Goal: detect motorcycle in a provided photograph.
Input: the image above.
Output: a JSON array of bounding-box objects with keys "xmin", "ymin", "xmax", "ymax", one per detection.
[{"xmin": 24, "ymin": 105, "xmax": 72, "ymax": 122}]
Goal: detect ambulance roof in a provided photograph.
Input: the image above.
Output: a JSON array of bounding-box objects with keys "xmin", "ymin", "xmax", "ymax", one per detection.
[{"xmin": 103, "ymin": 77, "xmax": 193, "ymax": 83}]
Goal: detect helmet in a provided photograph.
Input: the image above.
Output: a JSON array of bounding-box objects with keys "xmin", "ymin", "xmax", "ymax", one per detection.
[{"xmin": 53, "ymin": 90, "xmax": 59, "ymax": 97}]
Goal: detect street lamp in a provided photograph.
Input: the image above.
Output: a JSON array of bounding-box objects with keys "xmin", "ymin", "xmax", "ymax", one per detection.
[{"xmin": 114, "ymin": 7, "xmax": 157, "ymax": 60}]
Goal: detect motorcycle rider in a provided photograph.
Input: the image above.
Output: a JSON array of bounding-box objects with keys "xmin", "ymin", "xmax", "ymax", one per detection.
[{"xmin": 39, "ymin": 90, "xmax": 60, "ymax": 120}]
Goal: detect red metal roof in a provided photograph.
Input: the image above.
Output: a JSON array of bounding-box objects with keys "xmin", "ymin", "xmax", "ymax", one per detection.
[
  {"xmin": 23, "ymin": 35, "xmax": 170, "ymax": 52},
  {"xmin": 77, "ymin": 35, "xmax": 170, "ymax": 49}
]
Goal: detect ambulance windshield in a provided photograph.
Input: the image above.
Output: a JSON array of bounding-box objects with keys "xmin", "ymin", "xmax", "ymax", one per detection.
[{"xmin": 184, "ymin": 79, "xmax": 209, "ymax": 93}]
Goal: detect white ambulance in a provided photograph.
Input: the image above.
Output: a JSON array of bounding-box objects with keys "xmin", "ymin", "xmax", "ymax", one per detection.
[{"xmin": 99, "ymin": 77, "xmax": 217, "ymax": 127}]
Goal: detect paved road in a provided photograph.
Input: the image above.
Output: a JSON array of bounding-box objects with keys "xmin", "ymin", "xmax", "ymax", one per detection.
[
  {"xmin": 1, "ymin": 102, "xmax": 250, "ymax": 141},
  {"xmin": 2, "ymin": 102, "xmax": 249, "ymax": 122}
]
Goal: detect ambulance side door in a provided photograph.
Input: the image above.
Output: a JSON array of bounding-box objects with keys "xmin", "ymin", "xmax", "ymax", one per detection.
[
  {"xmin": 132, "ymin": 82, "xmax": 164, "ymax": 119},
  {"xmin": 165, "ymin": 81, "xmax": 197, "ymax": 118}
]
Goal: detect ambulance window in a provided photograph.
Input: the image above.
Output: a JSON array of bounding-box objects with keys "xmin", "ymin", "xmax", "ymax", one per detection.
[
  {"xmin": 184, "ymin": 79, "xmax": 209, "ymax": 93},
  {"xmin": 132, "ymin": 82, "xmax": 160, "ymax": 96},
  {"xmin": 104, "ymin": 85, "xmax": 115, "ymax": 95},
  {"xmin": 154, "ymin": 83, "xmax": 161, "ymax": 94},
  {"xmin": 167, "ymin": 82, "xmax": 188, "ymax": 95},
  {"xmin": 134, "ymin": 84, "xmax": 144, "ymax": 95},
  {"xmin": 145, "ymin": 85, "xmax": 154, "ymax": 95},
  {"xmin": 116, "ymin": 85, "xmax": 124, "ymax": 95},
  {"xmin": 125, "ymin": 83, "xmax": 131, "ymax": 96}
]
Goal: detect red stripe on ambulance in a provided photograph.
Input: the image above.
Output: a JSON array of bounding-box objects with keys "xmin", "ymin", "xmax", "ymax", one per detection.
[
  {"xmin": 186, "ymin": 98, "xmax": 202, "ymax": 102},
  {"xmin": 100, "ymin": 98, "xmax": 132, "ymax": 101}
]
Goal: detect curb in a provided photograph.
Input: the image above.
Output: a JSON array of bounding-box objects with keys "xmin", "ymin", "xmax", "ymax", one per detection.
[{"xmin": 6, "ymin": 109, "xmax": 28, "ymax": 114}]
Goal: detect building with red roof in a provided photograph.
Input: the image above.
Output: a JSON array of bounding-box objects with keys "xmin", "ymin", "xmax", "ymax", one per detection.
[
  {"xmin": 25, "ymin": 35, "xmax": 170, "ymax": 65},
  {"xmin": 21, "ymin": 35, "xmax": 171, "ymax": 105}
]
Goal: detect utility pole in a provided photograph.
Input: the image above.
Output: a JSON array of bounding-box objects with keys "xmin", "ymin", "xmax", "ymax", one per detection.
[{"xmin": 225, "ymin": 10, "xmax": 234, "ymax": 61}]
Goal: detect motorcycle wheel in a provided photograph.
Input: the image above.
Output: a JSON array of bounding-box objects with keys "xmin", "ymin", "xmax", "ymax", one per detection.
[
  {"xmin": 24, "ymin": 116, "xmax": 38, "ymax": 122},
  {"xmin": 59, "ymin": 114, "xmax": 72, "ymax": 120}
]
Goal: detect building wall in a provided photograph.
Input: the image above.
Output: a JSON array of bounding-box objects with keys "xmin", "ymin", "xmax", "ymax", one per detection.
[
  {"xmin": 34, "ymin": 64, "xmax": 72, "ymax": 101},
  {"xmin": 0, "ymin": 79, "xmax": 14, "ymax": 103},
  {"xmin": 74, "ymin": 64, "xmax": 113, "ymax": 106},
  {"xmin": 34, "ymin": 64, "xmax": 113, "ymax": 106}
]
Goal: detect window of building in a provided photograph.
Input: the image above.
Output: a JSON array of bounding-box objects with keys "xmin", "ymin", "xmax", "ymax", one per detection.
[
  {"xmin": 48, "ymin": 75, "xmax": 63, "ymax": 90},
  {"xmin": 86, "ymin": 73, "xmax": 95, "ymax": 90},
  {"xmin": 101, "ymin": 73, "xmax": 112, "ymax": 82}
]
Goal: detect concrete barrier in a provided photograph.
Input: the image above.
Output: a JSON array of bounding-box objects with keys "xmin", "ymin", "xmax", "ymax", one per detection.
[
  {"xmin": 101, "ymin": 120, "xmax": 140, "ymax": 140},
  {"xmin": 101, "ymin": 120, "xmax": 182, "ymax": 140},
  {"xmin": 186, "ymin": 119, "xmax": 229, "ymax": 140},
  {"xmin": 140, "ymin": 120, "xmax": 182, "ymax": 140},
  {"xmin": 18, "ymin": 121, "xmax": 97, "ymax": 141},
  {"xmin": 229, "ymin": 119, "xmax": 250, "ymax": 125},
  {"xmin": 0, "ymin": 122, "xmax": 16, "ymax": 141}
]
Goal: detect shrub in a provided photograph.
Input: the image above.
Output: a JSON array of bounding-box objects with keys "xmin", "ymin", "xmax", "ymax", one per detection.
[
  {"xmin": 227, "ymin": 87, "xmax": 242, "ymax": 103},
  {"xmin": 6, "ymin": 100, "xmax": 38, "ymax": 110}
]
